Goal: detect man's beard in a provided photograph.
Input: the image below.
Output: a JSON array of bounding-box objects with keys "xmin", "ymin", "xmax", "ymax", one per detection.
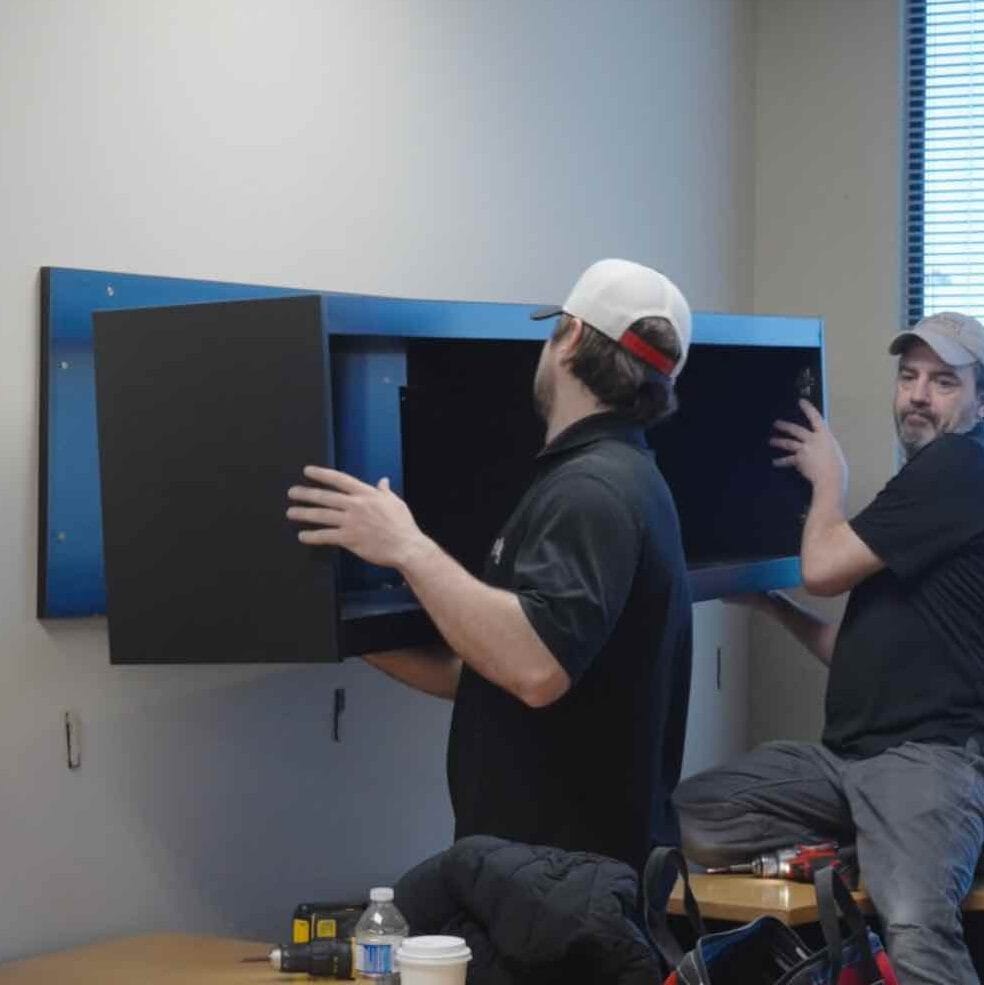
[
  {"xmin": 533, "ymin": 364, "xmax": 554, "ymax": 423},
  {"xmin": 895, "ymin": 407, "xmax": 940, "ymax": 460}
]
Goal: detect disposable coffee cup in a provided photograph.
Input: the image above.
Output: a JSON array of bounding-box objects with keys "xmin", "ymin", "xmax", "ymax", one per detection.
[{"xmin": 397, "ymin": 935, "xmax": 472, "ymax": 985}]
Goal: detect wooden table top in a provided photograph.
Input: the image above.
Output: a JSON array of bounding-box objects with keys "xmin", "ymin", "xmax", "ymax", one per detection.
[
  {"xmin": 5, "ymin": 888, "xmax": 983, "ymax": 980},
  {"xmin": 0, "ymin": 934, "xmax": 285, "ymax": 985},
  {"xmin": 668, "ymin": 874, "xmax": 984, "ymax": 927}
]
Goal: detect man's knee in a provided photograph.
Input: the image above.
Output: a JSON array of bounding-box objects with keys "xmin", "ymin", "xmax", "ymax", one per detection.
[
  {"xmin": 673, "ymin": 775, "xmax": 721, "ymax": 851},
  {"xmin": 873, "ymin": 900, "xmax": 979, "ymax": 983},
  {"xmin": 878, "ymin": 896, "xmax": 966, "ymax": 948},
  {"xmin": 672, "ymin": 772, "xmax": 709, "ymax": 815},
  {"xmin": 677, "ymin": 821, "xmax": 722, "ymax": 868},
  {"xmin": 673, "ymin": 775, "xmax": 748, "ymax": 867}
]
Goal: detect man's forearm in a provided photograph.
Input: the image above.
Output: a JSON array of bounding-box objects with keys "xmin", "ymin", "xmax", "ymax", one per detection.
[
  {"xmin": 397, "ymin": 537, "xmax": 570, "ymax": 707},
  {"xmin": 759, "ymin": 591, "xmax": 838, "ymax": 666},
  {"xmin": 800, "ymin": 478, "xmax": 883, "ymax": 595},
  {"xmin": 801, "ymin": 478, "xmax": 847, "ymax": 579},
  {"xmin": 803, "ymin": 475, "xmax": 846, "ymax": 535},
  {"xmin": 362, "ymin": 644, "xmax": 462, "ymax": 700}
]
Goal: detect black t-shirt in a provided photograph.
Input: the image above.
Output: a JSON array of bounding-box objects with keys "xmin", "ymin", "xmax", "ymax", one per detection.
[
  {"xmin": 446, "ymin": 412, "xmax": 693, "ymax": 873},
  {"xmin": 823, "ymin": 424, "xmax": 984, "ymax": 758}
]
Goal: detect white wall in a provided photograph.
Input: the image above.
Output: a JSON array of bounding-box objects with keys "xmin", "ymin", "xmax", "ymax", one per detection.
[
  {"xmin": 0, "ymin": 0, "xmax": 755, "ymax": 961},
  {"xmin": 748, "ymin": 0, "xmax": 903, "ymax": 744}
]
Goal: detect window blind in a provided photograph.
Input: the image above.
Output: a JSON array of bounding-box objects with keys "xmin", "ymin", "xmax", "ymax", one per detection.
[{"xmin": 907, "ymin": 0, "xmax": 984, "ymax": 324}]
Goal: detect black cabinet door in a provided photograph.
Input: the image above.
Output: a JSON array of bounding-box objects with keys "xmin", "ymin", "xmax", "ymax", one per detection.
[{"xmin": 93, "ymin": 295, "xmax": 340, "ymax": 663}]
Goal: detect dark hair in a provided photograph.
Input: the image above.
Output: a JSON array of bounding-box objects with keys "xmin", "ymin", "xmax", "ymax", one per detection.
[{"xmin": 551, "ymin": 314, "xmax": 681, "ymax": 426}]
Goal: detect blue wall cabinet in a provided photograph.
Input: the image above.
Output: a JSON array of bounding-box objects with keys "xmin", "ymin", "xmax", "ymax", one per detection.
[{"xmin": 38, "ymin": 268, "xmax": 824, "ymax": 663}]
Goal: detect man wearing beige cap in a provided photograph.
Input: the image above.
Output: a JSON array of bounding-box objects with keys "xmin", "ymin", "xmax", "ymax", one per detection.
[
  {"xmin": 287, "ymin": 259, "xmax": 694, "ymax": 873},
  {"xmin": 675, "ymin": 312, "xmax": 984, "ymax": 983}
]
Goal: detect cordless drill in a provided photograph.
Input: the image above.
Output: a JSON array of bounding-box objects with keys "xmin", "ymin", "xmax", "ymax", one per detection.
[{"xmin": 706, "ymin": 842, "xmax": 843, "ymax": 882}]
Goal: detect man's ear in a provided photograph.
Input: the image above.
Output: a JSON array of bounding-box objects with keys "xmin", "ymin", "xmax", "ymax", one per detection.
[{"xmin": 557, "ymin": 317, "xmax": 584, "ymax": 360}]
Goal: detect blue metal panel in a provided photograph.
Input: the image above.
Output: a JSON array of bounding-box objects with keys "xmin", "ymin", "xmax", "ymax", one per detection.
[
  {"xmin": 689, "ymin": 557, "xmax": 802, "ymax": 603},
  {"xmin": 329, "ymin": 338, "xmax": 408, "ymax": 591},
  {"xmin": 330, "ymin": 339, "xmax": 408, "ymax": 491},
  {"xmin": 690, "ymin": 313, "xmax": 823, "ymax": 348},
  {"xmin": 320, "ymin": 293, "xmax": 550, "ymax": 340},
  {"xmin": 45, "ymin": 343, "xmax": 104, "ymax": 614}
]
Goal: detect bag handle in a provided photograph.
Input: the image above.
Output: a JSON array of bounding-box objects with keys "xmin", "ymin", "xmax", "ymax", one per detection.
[
  {"xmin": 643, "ymin": 846, "xmax": 706, "ymax": 970},
  {"xmin": 814, "ymin": 864, "xmax": 883, "ymax": 984}
]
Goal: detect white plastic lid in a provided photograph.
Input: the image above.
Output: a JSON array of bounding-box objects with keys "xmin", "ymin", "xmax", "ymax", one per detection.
[
  {"xmin": 369, "ymin": 886, "xmax": 394, "ymax": 902},
  {"xmin": 398, "ymin": 935, "xmax": 472, "ymax": 966}
]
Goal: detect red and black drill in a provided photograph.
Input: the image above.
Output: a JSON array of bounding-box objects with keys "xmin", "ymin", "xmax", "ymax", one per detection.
[{"xmin": 706, "ymin": 841, "xmax": 853, "ymax": 883}]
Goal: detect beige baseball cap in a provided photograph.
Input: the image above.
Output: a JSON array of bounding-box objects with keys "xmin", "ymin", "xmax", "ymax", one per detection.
[
  {"xmin": 531, "ymin": 258, "xmax": 692, "ymax": 379},
  {"xmin": 889, "ymin": 311, "xmax": 984, "ymax": 367}
]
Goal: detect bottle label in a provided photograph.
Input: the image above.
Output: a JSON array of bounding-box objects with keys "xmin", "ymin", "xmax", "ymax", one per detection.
[{"xmin": 356, "ymin": 942, "xmax": 394, "ymax": 975}]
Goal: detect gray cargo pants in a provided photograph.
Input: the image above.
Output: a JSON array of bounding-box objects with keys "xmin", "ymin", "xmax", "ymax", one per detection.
[{"xmin": 673, "ymin": 739, "xmax": 984, "ymax": 985}]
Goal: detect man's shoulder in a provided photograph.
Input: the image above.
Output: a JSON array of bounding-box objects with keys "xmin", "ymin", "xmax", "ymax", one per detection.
[
  {"xmin": 544, "ymin": 440, "xmax": 664, "ymax": 509},
  {"xmin": 556, "ymin": 435, "xmax": 659, "ymax": 483},
  {"xmin": 951, "ymin": 424, "xmax": 984, "ymax": 458},
  {"xmin": 905, "ymin": 426, "xmax": 984, "ymax": 482}
]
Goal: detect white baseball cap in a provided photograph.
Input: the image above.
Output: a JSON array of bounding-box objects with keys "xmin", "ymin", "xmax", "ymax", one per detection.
[
  {"xmin": 531, "ymin": 258, "xmax": 692, "ymax": 379},
  {"xmin": 889, "ymin": 311, "xmax": 984, "ymax": 367}
]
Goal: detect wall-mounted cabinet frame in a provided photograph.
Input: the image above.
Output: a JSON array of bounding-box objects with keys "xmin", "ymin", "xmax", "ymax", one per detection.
[{"xmin": 38, "ymin": 267, "xmax": 824, "ymax": 664}]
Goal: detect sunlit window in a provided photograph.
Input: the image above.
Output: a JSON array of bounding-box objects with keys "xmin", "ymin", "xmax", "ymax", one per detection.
[{"xmin": 908, "ymin": 0, "xmax": 984, "ymax": 321}]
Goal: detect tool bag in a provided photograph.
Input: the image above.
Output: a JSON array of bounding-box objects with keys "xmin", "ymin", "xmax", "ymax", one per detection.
[{"xmin": 643, "ymin": 847, "xmax": 899, "ymax": 985}]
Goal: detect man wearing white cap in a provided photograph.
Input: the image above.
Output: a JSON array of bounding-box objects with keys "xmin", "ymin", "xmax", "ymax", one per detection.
[
  {"xmin": 287, "ymin": 259, "xmax": 694, "ymax": 872},
  {"xmin": 675, "ymin": 312, "xmax": 984, "ymax": 984}
]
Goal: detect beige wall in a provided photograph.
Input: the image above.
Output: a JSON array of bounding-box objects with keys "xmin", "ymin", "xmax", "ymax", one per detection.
[
  {"xmin": 0, "ymin": 0, "xmax": 755, "ymax": 959},
  {"xmin": 749, "ymin": 0, "xmax": 903, "ymax": 744}
]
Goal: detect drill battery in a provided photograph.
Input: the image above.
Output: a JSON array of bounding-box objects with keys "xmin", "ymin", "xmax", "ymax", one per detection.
[{"xmin": 292, "ymin": 901, "xmax": 365, "ymax": 944}]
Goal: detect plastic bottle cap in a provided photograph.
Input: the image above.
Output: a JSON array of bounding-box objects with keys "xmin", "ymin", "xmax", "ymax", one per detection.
[
  {"xmin": 369, "ymin": 887, "xmax": 394, "ymax": 902},
  {"xmin": 398, "ymin": 936, "xmax": 472, "ymax": 967}
]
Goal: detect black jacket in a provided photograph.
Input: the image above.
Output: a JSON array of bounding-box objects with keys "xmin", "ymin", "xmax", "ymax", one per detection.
[{"xmin": 394, "ymin": 836, "xmax": 660, "ymax": 985}]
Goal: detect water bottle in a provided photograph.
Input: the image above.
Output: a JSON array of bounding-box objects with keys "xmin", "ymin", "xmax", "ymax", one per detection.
[{"xmin": 354, "ymin": 886, "xmax": 409, "ymax": 983}]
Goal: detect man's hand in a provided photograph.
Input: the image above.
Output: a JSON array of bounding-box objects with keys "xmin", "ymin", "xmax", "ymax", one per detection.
[
  {"xmin": 770, "ymin": 399, "xmax": 847, "ymax": 494},
  {"xmin": 286, "ymin": 467, "xmax": 432, "ymax": 571}
]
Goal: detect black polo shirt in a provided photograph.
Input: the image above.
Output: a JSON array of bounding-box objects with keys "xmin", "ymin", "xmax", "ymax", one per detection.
[
  {"xmin": 447, "ymin": 412, "xmax": 693, "ymax": 872},
  {"xmin": 823, "ymin": 424, "xmax": 984, "ymax": 758}
]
